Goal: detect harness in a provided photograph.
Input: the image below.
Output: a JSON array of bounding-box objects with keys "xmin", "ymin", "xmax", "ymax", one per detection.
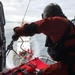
[{"xmin": 45, "ymin": 20, "xmax": 75, "ymax": 75}]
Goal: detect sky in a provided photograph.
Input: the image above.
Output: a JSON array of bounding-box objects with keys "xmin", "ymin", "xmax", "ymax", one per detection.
[
  {"xmin": 0, "ymin": 0, "xmax": 75, "ymax": 68},
  {"xmin": 1, "ymin": 0, "xmax": 75, "ymax": 23}
]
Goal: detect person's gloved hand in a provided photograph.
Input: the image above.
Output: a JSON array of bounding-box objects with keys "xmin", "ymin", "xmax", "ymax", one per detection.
[
  {"xmin": 12, "ymin": 25, "xmax": 25, "ymax": 41},
  {"xmin": 12, "ymin": 33, "xmax": 19, "ymax": 41}
]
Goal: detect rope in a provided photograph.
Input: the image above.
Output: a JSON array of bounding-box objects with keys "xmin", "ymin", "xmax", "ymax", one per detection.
[
  {"xmin": 20, "ymin": 0, "xmax": 31, "ymax": 50},
  {"xmin": 17, "ymin": 0, "xmax": 34, "ymax": 64},
  {"xmin": 21, "ymin": 0, "xmax": 31, "ymax": 26},
  {"xmin": 19, "ymin": 0, "xmax": 34, "ymax": 61}
]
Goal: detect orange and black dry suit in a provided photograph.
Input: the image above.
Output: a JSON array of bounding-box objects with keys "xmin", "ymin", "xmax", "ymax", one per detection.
[{"xmin": 14, "ymin": 16, "xmax": 75, "ymax": 75}]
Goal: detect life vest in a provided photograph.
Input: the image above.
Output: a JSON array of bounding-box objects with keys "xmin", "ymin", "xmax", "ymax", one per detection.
[
  {"xmin": 45, "ymin": 20, "xmax": 75, "ymax": 62},
  {"xmin": 45, "ymin": 20, "xmax": 75, "ymax": 75}
]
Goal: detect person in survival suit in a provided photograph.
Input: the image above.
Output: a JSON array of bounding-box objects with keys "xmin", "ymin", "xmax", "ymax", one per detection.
[{"xmin": 12, "ymin": 3, "xmax": 75, "ymax": 75}]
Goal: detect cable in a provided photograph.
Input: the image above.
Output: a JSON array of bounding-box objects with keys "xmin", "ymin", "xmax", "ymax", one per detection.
[
  {"xmin": 21, "ymin": 0, "xmax": 31, "ymax": 26},
  {"xmin": 20, "ymin": 0, "xmax": 31, "ymax": 49},
  {"xmin": 19, "ymin": 0, "xmax": 34, "ymax": 61}
]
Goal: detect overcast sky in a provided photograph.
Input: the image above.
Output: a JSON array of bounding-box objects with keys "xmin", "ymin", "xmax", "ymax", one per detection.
[{"xmin": 1, "ymin": 0, "xmax": 75, "ymax": 23}]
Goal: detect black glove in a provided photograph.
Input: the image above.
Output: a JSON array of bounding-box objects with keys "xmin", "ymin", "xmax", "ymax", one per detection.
[
  {"xmin": 12, "ymin": 33, "xmax": 19, "ymax": 41},
  {"xmin": 12, "ymin": 27, "xmax": 21, "ymax": 41}
]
